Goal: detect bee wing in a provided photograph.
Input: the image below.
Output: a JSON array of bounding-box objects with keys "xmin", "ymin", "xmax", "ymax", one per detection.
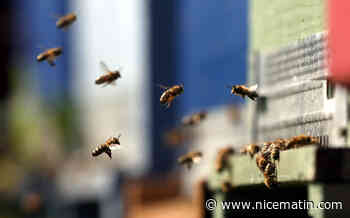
[
  {"xmin": 192, "ymin": 156, "xmax": 202, "ymax": 164},
  {"xmin": 47, "ymin": 56, "xmax": 56, "ymax": 66},
  {"xmin": 100, "ymin": 61, "xmax": 111, "ymax": 73},
  {"xmin": 109, "ymin": 144, "xmax": 122, "ymax": 150},
  {"xmin": 248, "ymin": 84, "xmax": 258, "ymax": 91},
  {"xmin": 101, "ymin": 83, "xmax": 110, "ymax": 88},
  {"xmin": 109, "ymin": 81, "xmax": 117, "ymax": 86}
]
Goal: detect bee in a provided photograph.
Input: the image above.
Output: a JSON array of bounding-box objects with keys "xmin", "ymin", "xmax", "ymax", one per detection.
[
  {"xmin": 263, "ymin": 163, "xmax": 277, "ymax": 189},
  {"xmin": 92, "ymin": 134, "xmax": 121, "ymax": 159},
  {"xmin": 263, "ymin": 162, "xmax": 276, "ymax": 178},
  {"xmin": 286, "ymin": 135, "xmax": 319, "ymax": 149},
  {"xmin": 36, "ymin": 47, "xmax": 62, "ymax": 66},
  {"xmin": 240, "ymin": 144, "xmax": 260, "ymax": 158},
  {"xmin": 158, "ymin": 84, "xmax": 184, "ymax": 108},
  {"xmin": 256, "ymin": 154, "xmax": 268, "ymax": 173},
  {"xmin": 95, "ymin": 61, "xmax": 122, "ymax": 86},
  {"xmin": 56, "ymin": 13, "xmax": 77, "ymax": 29},
  {"xmin": 177, "ymin": 151, "xmax": 202, "ymax": 170},
  {"xmin": 216, "ymin": 147, "xmax": 235, "ymax": 172},
  {"xmin": 270, "ymin": 143, "xmax": 281, "ymax": 163},
  {"xmin": 264, "ymin": 175, "xmax": 278, "ymax": 189},
  {"xmin": 181, "ymin": 110, "xmax": 207, "ymax": 126},
  {"xmin": 228, "ymin": 84, "xmax": 259, "ymax": 101},
  {"xmin": 273, "ymin": 138, "xmax": 288, "ymax": 150},
  {"xmin": 221, "ymin": 181, "xmax": 234, "ymax": 193}
]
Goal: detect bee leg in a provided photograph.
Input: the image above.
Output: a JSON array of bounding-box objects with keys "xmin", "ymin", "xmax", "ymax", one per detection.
[
  {"xmin": 248, "ymin": 95, "xmax": 256, "ymax": 101},
  {"xmin": 186, "ymin": 162, "xmax": 193, "ymax": 170},
  {"xmin": 47, "ymin": 59, "xmax": 56, "ymax": 66},
  {"xmin": 102, "ymin": 83, "xmax": 110, "ymax": 88},
  {"xmin": 105, "ymin": 149, "xmax": 112, "ymax": 159}
]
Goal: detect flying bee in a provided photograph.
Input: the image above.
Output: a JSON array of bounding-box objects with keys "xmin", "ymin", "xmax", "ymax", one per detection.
[
  {"xmin": 216, "ymin": 147, "xmax": 235, "ymax": 172},
  {"xmin": 181, "ymin": 110, "xmax": 207, "ymax": 126},
  {"xmin": 177, "ymin": 151, "xmax": 202, "ymax": 170},
  {"xmin": 286, "ymin": 135, "xmax": 319, "ymax": 149},
  {"xmin": 158, "ymin": 84, "xmax": 184, "ymax": 108},
  {"xmin": 95, "ymin": 61, "xmax": 122, "ymax": 87},
  {"xmin": 36, "ymin": 47, "xmax": 62, "ymax": 66},
  {"xmin": 56, "ymin": 13, "xmax": 77, "ymax": 29},
  {"xmin": 240, "ymin": 144, "xmax": 260, "ymax": 158},
  {"xmin": 228, "ymin": 84, "xmax": 259, "ymax": 101},
  {"xmin": 92, "ymin": 134, "xmax": 121, "ymax": 159}
]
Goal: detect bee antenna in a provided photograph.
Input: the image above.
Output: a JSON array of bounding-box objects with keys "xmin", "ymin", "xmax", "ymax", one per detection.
[
  {"xmin": 117, "ymin": 133, "xmax": 122, "ymax": 139},
  {"xmin": 156, "ymin": 84, "xmax": 169, "ymax": 90}
]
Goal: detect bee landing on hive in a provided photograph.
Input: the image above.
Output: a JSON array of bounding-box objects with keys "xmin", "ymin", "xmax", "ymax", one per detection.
[
  {"xmin": 92, "ymin": 134, "xmax": 122, "ymax": 159},
  {"xmin": 158, "ymin": 84, "xmax": 184, "ymax": 108},
  {"xmin": 177, "ymin": 151, "xmax": 202, "ymax": 170},
  {"xmin": 95, "ymin": 61, "xmax": 122, "ymax": 87},
  {"xmin": 227, "ymin": 84, "xmax": 259, "ymax": 101},
  {"xmin": 286, "ymin": 135, "xmax": 319, "ymax": 149},
  {"xmin": 253, "ymin": 135, "xmax": 320, "ymax": 189},
  {"xmin": 36, "ymin": 47, "xmax": 62, "ymax": 66},
  {"xmin": 56, "ymin": 13, "xmax": 77, "ymax": 30}
]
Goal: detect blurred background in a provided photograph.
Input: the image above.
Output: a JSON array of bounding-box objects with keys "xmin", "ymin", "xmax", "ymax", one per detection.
[{"xmin": 1, "ymin": 0, "xmax": 247, "ymax": 217}]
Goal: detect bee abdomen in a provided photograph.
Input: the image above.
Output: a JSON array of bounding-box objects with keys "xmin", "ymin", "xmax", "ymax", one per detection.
[
  {"xmin": 36, "ymin": 54, "xmax": 48, "ymax": 62},
  {"xmin": 92, "ymin": 144, "xmax": 106, "ymax": 157},
  {"xmin": 160, "ymin": 92, "xmax": 171, "ymax": 104}
]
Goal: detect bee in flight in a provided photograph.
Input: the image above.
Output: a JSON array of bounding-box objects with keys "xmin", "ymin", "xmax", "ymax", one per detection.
[
  {"xmin": 240, "ymin": 143, "xmax": 260, "ymax": 158},
  {"xmin": 92, "ymin": 134, "xmax": 122, "ymax": 159},
  {"xmin": 181, "ymin": 110, "xmax": 207, "ymax": 126},
  {"xmin": 158, "ymin": 84, "xmax": 184, "ymax": 108},
  {"xmin": 36, "ymin": 47, "xmax": 62, "ymax": 66},
  {"xmin": 216, "ymin": 146, "xmax": 235, "ymax": 172},
  {"xmin": 177, "ymin": 151, "xmax": 202, "ymax": 170},
  {"xmin": 56, "ymin": 13, "xmax": 77, "ymax": 30},
  {"xmin": 228, "ymin": 84, "xmax": 259, "ymax": 101},
  {"xmin": 95, "ymin": 61, "xmax": 122, "ymax": 87}
]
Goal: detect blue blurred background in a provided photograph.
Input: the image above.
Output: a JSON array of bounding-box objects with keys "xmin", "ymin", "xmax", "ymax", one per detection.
[{"xmin": 1, "ymin": 0, "xmax": 247, "ymax": 217}]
